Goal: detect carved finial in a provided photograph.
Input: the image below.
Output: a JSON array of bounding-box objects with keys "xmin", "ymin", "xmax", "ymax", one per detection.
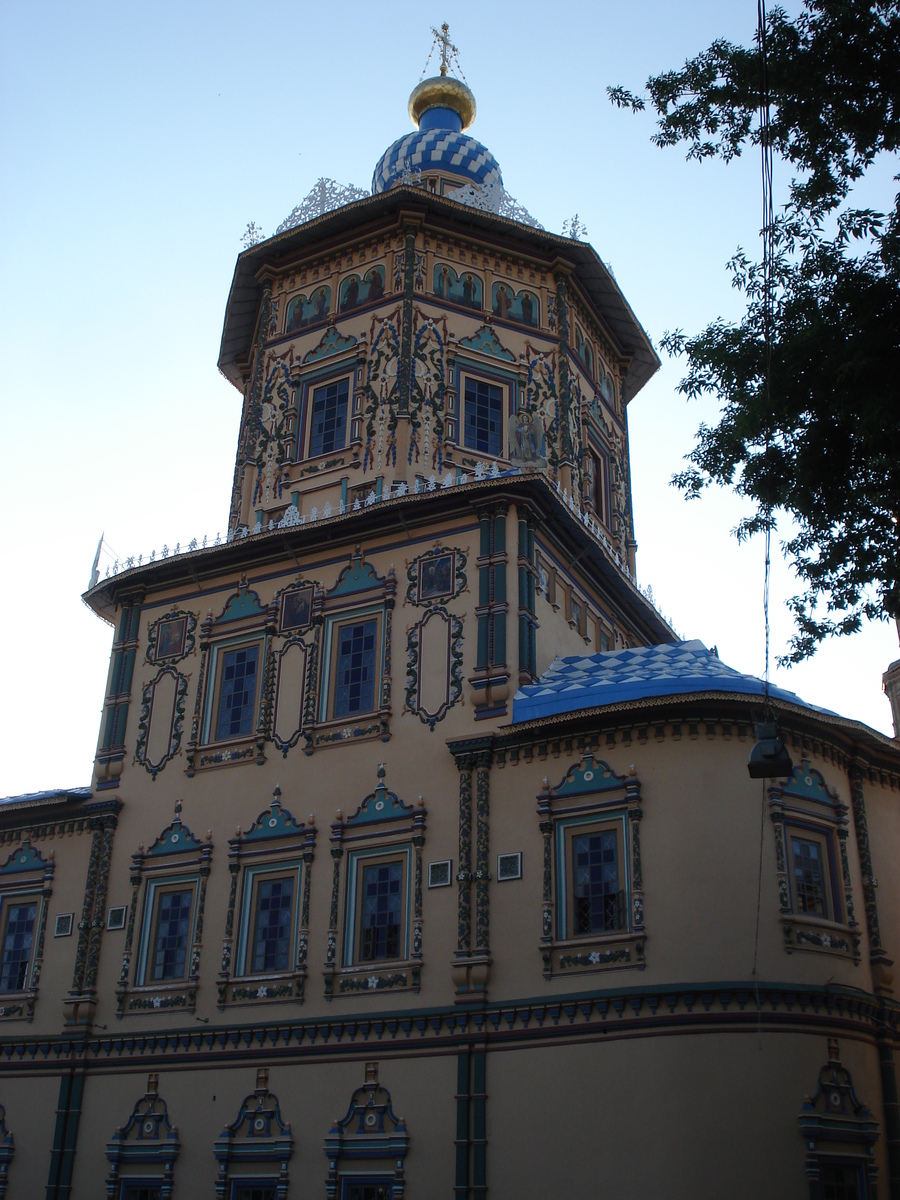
[
  {"xmin": 377, "ymin": 763, "xmax": 386, "ymax": 781},
  {"xmin": 308, "ymin": 813, "xmax": 315, "ymax": 826},
  {"xmin": 273, "ymin": 784, "xmax": 282, "ymax": 801},
  {"xmin": 256, "ymin": 1066, "xmax": 269, "ymax": 1094},
  {"xmin": 147, "ymin": 1072, "xmax": 159, "ymax": 1096},
  {"xmin": 336, "ymin": 808, "xmax": 343, "ymax": 821},
  {"xmin": 628, "ymin": 764, "xmax": 636, "ymax": 776},
  {"xmin": 174, "ymin": 798, "xmax": 183, "ymax": 819},
  {"xmin": 828, "ymin": 1037, "xmax": 840, "ymax": 1063},
  {"xmin": 235, "ymin": 826, "xmax": 242, "ymax": 836},
  {"xmin": 365, "ymin": 1061, "xmax": 378, "ymax": 1085}
]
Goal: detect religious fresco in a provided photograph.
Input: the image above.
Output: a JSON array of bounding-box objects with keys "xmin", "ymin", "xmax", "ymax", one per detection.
[
  {"xmin": 509, "ymin": 405, "xmax": 547, "ymax": 470},
  {"xmin": 575, "ymin": 326, "xmax": 594, "ymax": 378},
  {"xmin": 285, "ymin": 286, "xmax": 331, "ymax": 331},
  {"xmin": 491, "ymin": 282, "xmax": 538, "ymax": 327},
  {"xmin": 433, "ymin": 263, "xmax": 482, "ymax": 310},
  {"xmin": 339, "ymin": 266, "xmax": 386, "ymax": 313}
]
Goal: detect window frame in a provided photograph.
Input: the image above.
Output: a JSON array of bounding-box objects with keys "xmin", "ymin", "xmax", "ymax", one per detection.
[
  {"xmin": 768, "ymin": 761, "xmax": 859, "ymax": 961},
  {"xmin": 136, "ymin": 877, "xmax": 199, "ymax": 986},
  {"xmin": 201, "ymin": 636, "xmax": 265, "ymax": 746},
  {"xmin": 455, "ymin": 366, "xmax": 514, "ymax": 462},
  {"xmin": 344, "ymin": 847, "xmax": 412, "ymax": 969},
  {"xmin": 0, "ymin": 893, "xmax": 40, "ymax": 994},
  {"xmin": 538, "ymin": 754, "xmax": 645, "ymax": 980},
  {"xmin": 298, "ymin": 367, "xmax": 354, "ymax": 463},
  {"xmin": 557, "ymin": 815, "xmax": 628, "ymax": 942},
  {"xmin": 234, "ymin": 862, "xmax": 303, "ymax": 979},
  {"xmin": 319, "ymin": 609, "xmax": 385, "ymax": 725},
  {"xmin": 788, "ymin": 825, "xmax": 838, "ymax": 921}
]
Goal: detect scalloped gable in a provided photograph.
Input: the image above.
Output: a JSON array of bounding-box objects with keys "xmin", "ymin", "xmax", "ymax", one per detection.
[
  {"xmin": 243, "ymin": 793, "xmax": 304, "ymax": 842},
  {"xmin": 147, "ymin": 812, "xmax": 203, "ymax": 857},
  {"xmin": 345, "ymin": 779, "xmax": 415, "ymax": 827},
  {"xmin": 0, "ymin": 840, "xmax": 50, "ymax": 875},
  {"xmin": 778, "ymin": 759, "xmax": 841, "ymax": 805},
  {"xmin": 216, "ymin": 583, "xmax": 267, "ymax": 624},
  {"xmin": 303, "ymin": 325, "xmax": 358, "ymax": 363},
  {"xmin": 458, "ymin": 324, "xmax": 516, "ymax": 361},
  {"xmin": 329, "ymin": 553, "xmax": 386, "ymax": 597},
  {"xmin": 550, "ymin": 753, "xmax": 625, "ymax": 798}
]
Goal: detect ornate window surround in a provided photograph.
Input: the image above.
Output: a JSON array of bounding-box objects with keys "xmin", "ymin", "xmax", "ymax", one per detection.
[
  {"xmin": 799, "ymin": 1038, "xmax": 879, "ymax": 1198},
  {"xmin": 187, "ymin": 582, "xmax": 276, "ymax": 774},
  {"xmin": 303, "ymin": 551, "xmax": 396, "ymax": 754},
  {"xmin": 0, "ymin": 840, "xmax": 54, "ymax": 1022},
  {"xmin": 324, "ymin": 768, "xmax": 426, "ymax": 999},
  {"xmin": 768, "ymin": 761, "xmax": 860, "ymax": 962},
  {"xmin": 105, "ymin": 1073, "xmax": 180, "ymax": 1200},
  {"xmin": 324, "ymin": 1064, "xmax": 409, "ymax": 1200},
  {"xmin": 214, "ymin": 1068, "xmax": 293, "ymax": 1200},
  {"xmin": 116, "ymin": 803, "xmax": 212, "ymax": 1017},
  {"xmin": 537, "ymin": 753, "xmax": 645, "ymax": 979},
  {"xmin": 218, "ymin": 789, "xmax": 316, "ymax": 1010}
]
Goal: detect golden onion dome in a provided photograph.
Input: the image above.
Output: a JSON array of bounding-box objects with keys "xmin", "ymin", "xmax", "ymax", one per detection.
[{"xmin": 408, "ymin": 75, "xmax": 476, "ymax": 131}]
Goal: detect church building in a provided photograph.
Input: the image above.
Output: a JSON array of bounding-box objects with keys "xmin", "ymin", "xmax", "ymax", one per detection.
[{"xmin": 1, "ymin": 30, "xmax": 899, "ymax": 1200}]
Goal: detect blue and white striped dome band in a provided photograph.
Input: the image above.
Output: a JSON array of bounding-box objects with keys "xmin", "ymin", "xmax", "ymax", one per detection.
[{"xmin": 372, "ymin": 129, "xmax": 503, "ymax": 194}]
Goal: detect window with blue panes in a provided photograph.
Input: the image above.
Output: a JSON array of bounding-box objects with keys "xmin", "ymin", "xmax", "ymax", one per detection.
[
  {"xmin": 250, "ymin": 875, "xmax": 295, "ymax": 973},
  {"xmin": 334, "ymin": 620, "xmax": 378, "ymax": 717},
  {"xmin": 463, "ymin": 377, "xmax": 503, "ymax": 456},
  {"xmin": 572, "ymin": 831, "xmax": 621, "ymax": 934},
  {"xmin": 309, "ymin": 378, "xmax": 349, "ymax": 457},
  {"xmin": 215, "ymin": 645, "xmax": 260, "ymax": 740},
  {"xmin": 360, "ymin": 861, "xmax": 402, "ymax": 961},
  {"xmin": 149, "ymin": 888, "xmax": 193, "ymax": 981},
  {"xmin": 343, "ymin": 1184, "xmax": 393, "ymax": 1200},
  {"xmin": 0, "ymin": 900, "xmax": 36, "ymax": 991}
]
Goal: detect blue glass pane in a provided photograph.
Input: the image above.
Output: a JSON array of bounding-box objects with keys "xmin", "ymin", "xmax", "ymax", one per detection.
[
  {"xmin": 360, "ymin": 862, "xmax": 402, "ymax": 961},
  {"xmin": 0, "ymin": 902, "xmax": 36, "ymax": 991},
  {"xmin": 334, "ymin": 620, "xmax": 378, "ymax": 717},
  {"xmin": 463, "ymin": 378, "xmax": 503, "ymax": 456},
  {"xmin": 150, "ymin": 889, "xmax": 192, "ymax": 981},
  {"xmin": 251, "ymin": 876, "xmax": 295, "ymax": 973},
  {"xmin": 215, "ymin": 645, "xmax": 259, "ymax": 740},
  {"xmin": 309, "ymin": 379, "xmax": 349, "ymax": 457},
  {"xmin": 572, "ymin": 831, "xmax": 620, "ymax": 934}
]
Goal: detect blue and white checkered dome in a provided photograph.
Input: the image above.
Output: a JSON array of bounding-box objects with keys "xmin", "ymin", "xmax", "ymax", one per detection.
[{"xmin": 372, "ymin": 75, "xmax": 502, "ymax": 200}]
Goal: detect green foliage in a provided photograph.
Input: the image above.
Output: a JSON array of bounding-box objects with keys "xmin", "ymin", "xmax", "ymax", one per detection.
[{"xmin": 610, "ymin": 1, "xmax": 900, "ymax": 661}]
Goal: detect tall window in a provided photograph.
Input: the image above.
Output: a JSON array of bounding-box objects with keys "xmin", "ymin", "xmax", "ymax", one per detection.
[
  {"xmin": 792, "ymin": 836, "xmax": 828, "ymax": 916},
  {"xmin": 309, "ymin": 378, "xmax": 349, "ymax": 457},
  {"xmin": 0, "ymin": 901, "xmax": 36, "ymax": 991},
  {"xmin": 215, "ymin": 646, "xmax": 260, "ymax": 740},
  {"xmin": 250, "ymin": 876, "xmax": 295, "ymax": 973},
  {"xmin": 360, "ymin": 862, "xmax": 402, "ymax": 961},
  {"xmin": 120, "ymin": 1187, "xmax": 162, "ymax": 1200},
  {"xmin": 572, "ymin": 831, "xmax": 622, "ymax": 934},
  {"xmin": 150, "ymin": 889, "xmax": 192, "ymax": 982},
  {"xmin": 464, "ymin": 378, "xmax": 503, "ymax": 456},
  {"xmin": 334, "ymin": 620, "xmax": 378, "ymax": 717},
  {"xmin": 819, "ymin": 1164, "xmax": 863, "ymax": 1200}
]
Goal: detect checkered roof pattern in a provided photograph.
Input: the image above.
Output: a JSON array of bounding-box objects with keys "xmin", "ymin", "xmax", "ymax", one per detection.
[
  {"xmin": 372, "ymin": 129, "xmax": 502, "ymax": 194},
  {"xmin": 512, "ymin": 639, "xmax": 837, "ymax": 723}
]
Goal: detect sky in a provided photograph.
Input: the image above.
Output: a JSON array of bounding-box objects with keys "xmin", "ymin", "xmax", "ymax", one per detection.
[{"xmin": 1, "ymin": 0, "xmax": 897, "ymax": 798}]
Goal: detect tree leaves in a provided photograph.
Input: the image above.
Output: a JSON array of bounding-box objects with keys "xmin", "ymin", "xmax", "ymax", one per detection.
[{"xmin": 611, "ymin": 0, "xmax": 900, "ymax": 661}]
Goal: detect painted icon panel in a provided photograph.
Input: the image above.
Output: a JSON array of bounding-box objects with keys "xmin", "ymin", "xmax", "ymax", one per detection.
[
  {"xmin": 433, "ymin": 264, "xmax": 482, "ymax": 310},
  {"xmin": 491, "ymin": 282, "xmax": 538, "ymax": 327},
  {"xmin": 418, "ymin": 553, "xmax": 454, "ymax": 602},
  {"xmin": 281, "ymin": 586, "xmax": 313, "ymax": 633},
  {"xmin": 339, "ymin": 266, "xmax": 386, "ymax": 313},
  {"xmin": 285, "ymin": 287, "xmax": 331, "ymax": 332}
]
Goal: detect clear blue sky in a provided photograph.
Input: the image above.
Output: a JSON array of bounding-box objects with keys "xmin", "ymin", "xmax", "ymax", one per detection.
[{"xmin": 2, "ymin": 0, "xmax": 896, "ymax": 796}]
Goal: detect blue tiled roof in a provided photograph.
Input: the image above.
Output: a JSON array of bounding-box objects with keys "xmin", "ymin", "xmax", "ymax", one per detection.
[
  {"xmin": 512, "ymin": 640, "xmax": 837, "ymax": 724},
  {"xmin": 0, "ymin": 786, "xmax": 92, "ymax": 808},
  {"xmin": 372, "ymin": 128, "xmax": 502, "ymax": 196}
]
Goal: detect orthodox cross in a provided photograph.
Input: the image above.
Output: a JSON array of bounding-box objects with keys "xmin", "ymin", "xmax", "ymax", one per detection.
[{"xmin": 432, "ymin": 22, "xmax": 457, "ymax": 76}]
